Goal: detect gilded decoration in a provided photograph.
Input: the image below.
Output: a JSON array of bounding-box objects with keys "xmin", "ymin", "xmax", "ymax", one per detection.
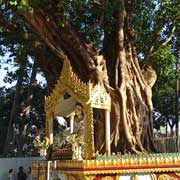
[
  {"xmin": 84, "ymin": 175, "xmax": 96, "ymax": 180},
  {"xmin": 158, "ymin": 174, "xmax": 177, "ymax": 180},
  {"xmin": 116, "ymin": 175, "xmax": 121, "ymax": 180},
  {"xmin": 45, "ymin": 57, "xmax": 111, "ymax": 158},
  {"xmin": 45, "ymin": 58, "xmax": 90, "ymax": 119},
  {"xmin": 31, "ymin": 158, "xmax": 180, "ymax": 180},
  {"xmin": 67, "ymin": 175, "xmax": 76, "ymax": 180},
  {"xmin": 79, "ymin": 174, "xmax": 95, "ymax": 180},
  {"xmin": 175, "ymin": 173, "xmax": 180, "ymax": 177},
  {"xmin": 132, "ymin": 174, "xmax": 138, "ymax": 180},
  {"xmin": 150, "ymin": 174, "xmax": 157, "ymax": 180},
  {"xmin": 66, "ymin": 174, "xmax": 95, "ymax": 180},
  {"xmin": 101, "ymin": 176, "xmax": 114, "ymax": 180},
  {"xmin": 83, "ymin": 103, "xmax": 94, "ymax": 159},
  {"xmin": 45, "ymin": 58, "xmax": 90, "ymax": 152},
  {"xmin": 55, "ymin": 153, "xmax": 180, "ymax": 175},
  {"xmin": 90, "ymin": 84, "xmax": 111, "ymax": 110}
]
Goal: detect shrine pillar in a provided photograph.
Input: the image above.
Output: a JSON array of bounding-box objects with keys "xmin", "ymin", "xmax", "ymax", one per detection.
[
  {"xmin": 49, "ymin": 118, "xmax": 53, "ymax": 144},
  {"xmin": 105, "ymin": 109, "xmax": 111, "ymax": 156},
  {"xmin": 69, "ymin": 113, "xmax": 75, "ymax": 134}
]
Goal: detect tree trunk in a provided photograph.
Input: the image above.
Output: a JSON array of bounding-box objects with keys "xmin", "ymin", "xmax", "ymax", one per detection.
[
  {"xmin": 4, "ymin": 55, "xmax": 27, "ymax": 155},
  {"xmin": 17, "ymin": 60, "xmax": 38, "ymax": 155},
  {"xmin": 101, "ymin": 0, "xmax": 156, "ymax": 153},
  {"xmin": 24, "ymin": 60, "xmax": 38, "ymax": 118},
  {"xmin": 175, "ymin": 60, "xmax": 179, "ymax": 151},
  {"xmin": 23, "ymin": 0, "xmax": 157, "ymax": 154}
]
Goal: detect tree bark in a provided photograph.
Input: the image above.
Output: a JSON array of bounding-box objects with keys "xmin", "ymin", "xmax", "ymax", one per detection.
[
  {"xmin": 98, "ymin": 0, "xmax": 157, "ymax": 153},
  {"xmin": 21, "ymin": 0, "xmax": 157, "ymax": 154},
  {"xmin": 175, "ymin": 60, "xmax": 179, "ymax": 152},
  {"xmin": 17, "ymin": 60, "xmax": 38, "ymax": 155},
  {"xmin": 4, "ymin": 55, "xmax": 27, "ymax": 156}
]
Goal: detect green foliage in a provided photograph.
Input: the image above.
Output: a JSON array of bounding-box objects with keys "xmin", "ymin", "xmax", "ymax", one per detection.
[
  {"xmin": 0, "ymin": 84, "xmax": 48, "ymax": 156},
  {"xmin": 133, "ymin": 0, "xmax": 180, "ymax": 57},
  {"xmin": 150, "ymin": 46, "xmax": 178, "ymax": 132},
  {"xmin": 0, "ymin": 0, "xmax": 179, "ymax": 152},
  {"xmin": 62, "ymin": 0, "xmax": 104, "ymax": 48},
  {"xmin": 133, "ymin": 1, "xmax": 157, "ymax": 53},
  {"xmin": 18, "ymin": 5, "xmax": 29, "ymax": 15},
  {"xmin": 151, "ymin": 46, "xmax": 176, "ymax": 96},
  {"xmin": 1, "ymin": 0, "xmax": 30, "ymax": 14},
  {"xmin": 132, "ymin": 0, "xmax": 179, "ymax": 133},
  {"xmin": 34, "ymin": 136, "xmax": 49, "ymax": 150},
  {"xmin": 0, "ymin": 87, "xmax": 14, "ymax": 127}
]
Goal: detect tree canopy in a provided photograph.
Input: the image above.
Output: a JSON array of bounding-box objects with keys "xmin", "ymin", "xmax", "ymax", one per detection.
[{"xmin": 0, "ymin": 0, "xmax": 179, "ymax": 156}]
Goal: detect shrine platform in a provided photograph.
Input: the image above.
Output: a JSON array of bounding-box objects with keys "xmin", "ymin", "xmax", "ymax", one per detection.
[{"xmin": 32, "ymin": 153, "xmax": 180, "ymax": 180}]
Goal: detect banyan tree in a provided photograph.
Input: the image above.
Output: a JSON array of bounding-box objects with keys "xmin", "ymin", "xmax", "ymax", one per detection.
[{"xmin": 1, "ymin": 0, "xmax": 161, "ymax": 154}]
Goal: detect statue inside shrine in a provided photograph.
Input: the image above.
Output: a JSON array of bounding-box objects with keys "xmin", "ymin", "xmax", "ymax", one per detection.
[{"xmin": 52, "ymin": 103, "xmax": 85, "ymax": 160}]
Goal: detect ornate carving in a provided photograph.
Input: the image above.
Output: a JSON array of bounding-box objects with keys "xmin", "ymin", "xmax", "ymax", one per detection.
[
  {"xmin": 175, "ymin": 173, "xmax": 180, "ymax": 178},
  {"xmin": 56, "ymin": 152, "xmax": 180, "ymax": 175},
  {"xmin": 84, "ymin": 175, "xmax": 96, "ymax": 180},
  {"xmin": 150, "ymin": 174, "xmax": 157, "ymax": 180},
  {"xmin": 67, "ymin": 175, "xmax": 76, "ymax": 180},
  {"xmin": 45, "ymin": 57, "xmax": 111, "ymax": 158},
  {"xmin": 158, "ymin": 174, "xmax": 177, "ymax": 180},
  {"xmin": 31, "ymin": 159, "xmax": 180, "ymax": 180},
  {"xmin": 83, "ymin": 103, "xmax": 94, "ymax": 159},
  {"xmin": 45, "ymin": 58, "xmax": 90, "ymax": 156},
  {"xmin": 116, "ymin": 175, "xmax": 121, "ymax": 180},
  {"xmin": 68, "ymin": 174, "xmax": 95, "ymax": 180},
  {"xmin": 101, "ymin": 176, "xmax": 114, "ymax": 180},
  {"xmin": 45, "ymin": 58, "xmax": 90, "ymax": 114},
  {"xmin": 91, "ymin": 84, "xmax": 111, "ymax": 110},
  {"xmin": 132, "ymin": 174, "xmax": 138, "ymax": 180}
]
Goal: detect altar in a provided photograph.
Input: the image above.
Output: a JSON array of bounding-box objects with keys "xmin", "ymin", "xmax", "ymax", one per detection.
[{"xmin": 32, "ymin": 58, "xmax": 180, "ymax": 180}]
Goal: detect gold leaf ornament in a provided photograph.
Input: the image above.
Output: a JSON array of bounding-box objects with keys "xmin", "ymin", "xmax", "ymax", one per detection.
[{"xmin": 102, "ymin": 176, "xmax": 114, "ymax": 180}]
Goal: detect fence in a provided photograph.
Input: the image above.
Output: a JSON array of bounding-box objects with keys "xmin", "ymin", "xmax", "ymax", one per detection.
[
  {"xmin": 154, "ymin": 136, "xmax": 180, "ymax": 153},
  {"xmin": 1, "ymin": 127, "xmax": 179, "ymax": 154}
]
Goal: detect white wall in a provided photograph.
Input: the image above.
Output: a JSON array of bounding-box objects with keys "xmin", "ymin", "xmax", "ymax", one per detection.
[{"xmin": 0, "ymin": 157, "xmax": 42, "ymax": 180}]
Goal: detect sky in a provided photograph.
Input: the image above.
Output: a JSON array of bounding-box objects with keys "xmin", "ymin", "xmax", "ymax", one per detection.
[
  {"xmin": 0, "ymin": 66, "xmax": 46, "ymax": 88},
  {"xmin": 0, "ymin": 53, "xmax": 46, "ymax": 88},
  {"xmin": 0, "ymin": 54, "xmax": 17, "ymax": 88}
]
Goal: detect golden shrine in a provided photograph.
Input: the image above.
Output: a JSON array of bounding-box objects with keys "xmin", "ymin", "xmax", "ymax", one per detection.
[{"xmin": 32, "ymin": 58, "xmax": 180, "ymax": 180}]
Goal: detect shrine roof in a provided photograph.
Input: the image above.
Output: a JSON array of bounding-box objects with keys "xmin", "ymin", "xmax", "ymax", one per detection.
[{"xmin": 45, "ymin": 58, "xmax": 111, "ymax": 117}]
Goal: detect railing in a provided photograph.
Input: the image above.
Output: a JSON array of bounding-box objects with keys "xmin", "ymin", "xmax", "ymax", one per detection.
[{"xmin": 154, "ymin": 136, "xmax": 180, "ymax": 153}]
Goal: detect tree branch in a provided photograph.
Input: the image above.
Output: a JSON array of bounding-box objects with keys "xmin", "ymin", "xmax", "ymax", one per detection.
[
  {"xmin": 23, "ymin": 7, "xmax": 97, "ymax": 82},
  {"xmin": 143, "ymin": 30, "xmax": 161, "ymax": 65},
  {"xmin": 160, "ymin": 25, "xmax": 176, "ymax": 47},
  {"xmin": 143, "ymin": 24, "xmax": 176, "ymax": 65},
  {"xmin": 0, "ymin": 18, "xmax": 18, "ymax": 31}
]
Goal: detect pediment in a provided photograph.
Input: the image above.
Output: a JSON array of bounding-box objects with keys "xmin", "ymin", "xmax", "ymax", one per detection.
[{"xmin": 45, "ymin": 58, "xmax": 111, "ymax": 118}]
